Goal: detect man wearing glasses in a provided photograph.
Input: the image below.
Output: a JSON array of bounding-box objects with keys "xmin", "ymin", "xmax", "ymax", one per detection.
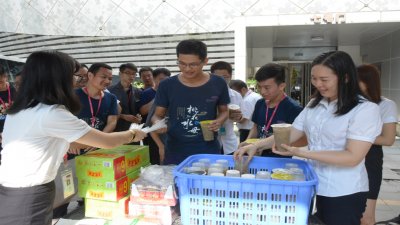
[
  {"xmin": 108, "ymin": 63, "xmax": 142, "ymax": 135},
  {"xmin": 152, "ymin": 39, "xmax": 230, "ymax": 165},
  {"xmin": 73, "ymin": 64, "xmax": 88, "ymax": 89}
]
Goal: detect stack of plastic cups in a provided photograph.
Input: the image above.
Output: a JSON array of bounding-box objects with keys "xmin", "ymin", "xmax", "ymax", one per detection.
[
  {"xmin": 290, "ymin": 168, "xmax": 306, "ymax": 181},
  {"xmin": 226, "ymin": 170, "xmax": 240, "ymax": 178},
  {"xmin": 210, "ymin": 173, "xmax": 224, "ymax": 177},
  {"xmin": 216, "ymin": 160, "xmax": 229, "ymax": 175},
  {"xmin": 256, "ymin": 171, "xmax": 271, "ymax": 179},
  {"xmin": 241, "ymin": 174, "xmax": 255, "ymax": 179},
  {"xmin": 187, "ymin": 167, "xmax": 206, "ymax": 175},
  {"xmin": 199, "ymin": 159, "xmax": 211, "ymax": 174},
  {"xmin": 207, "ymin": 167, "xmax": 223, "ymax": 176},
  {"xmin": 285, "ymin": 163, "xmax": 298, "ymax": 170},
  {"xmin": 192, "ymin": 162, "xmax": 205, "ymax": 172}
]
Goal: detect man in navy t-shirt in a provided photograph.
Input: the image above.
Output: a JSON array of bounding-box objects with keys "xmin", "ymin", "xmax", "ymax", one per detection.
[
  {"xmin": 240, "ymin": 63, "xmax": 307, "ymax": 158},
  {"xmin": 152, "ymin": 39, "xmax": 230, "ymax": 165},
  {"xmin": 68, "ymin": 63, "xmax": 119, "ymax": 159}
]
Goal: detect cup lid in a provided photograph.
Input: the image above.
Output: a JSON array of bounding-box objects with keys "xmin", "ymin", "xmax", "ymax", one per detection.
[
  {"xmin": 241, "ymin": 174, "xmax": 255, "ymax": 178},
  {"xmin": 227, "ymin": 170, "xmax": 240, "ymax": 174},
  {"xmin": 271, "ymin": 124, "xmax": 292, "ymax": 128},
  {"xmin": 228, "ymin": 104, "xmax": 240, "ymax": 110},
  {"xmin": 210, "ymin": 173, "xmax": 224, "ymax": 176}
]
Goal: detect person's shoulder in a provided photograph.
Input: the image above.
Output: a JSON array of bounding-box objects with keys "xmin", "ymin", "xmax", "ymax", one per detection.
[
  {"xmin": 379, "ymin": 96, "xmax": 396, "ymax": 108},
  {"xmin": 132, "ymin": 85, "xmax": 142, "ymax": 93},
  {"xmin": 108, "ymin": 83, "xmax": 118, "ymax": 90},
  {"xmin": 209, "ymin": 73, "xmax": 227, "ymax": 84},
  {"xmin": 103, "ymin": 90, "xmax": 117, "ymax": 100},
  {"xmin": 159, "ymin": 75, "xmax": 177, "ymax": 86},
  {"xmin": 75, "ymin": 88, "xmax": 85, "ymax": 96},
  {"xmin": 255, "ymin": 98, "xmax": 265, "ymax": 107},
  {"xmin": 283, "ymin": 96, "xmax": 302, "ymax": 109}
]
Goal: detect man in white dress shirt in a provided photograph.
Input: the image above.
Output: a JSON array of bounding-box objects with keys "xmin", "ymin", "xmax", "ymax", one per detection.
[
  {"xmin": 211, "ymin": 61, "xmax": 244, "ymax": 155},
  {"xmin": 229, "ymin": 80, "xmax": 262, "ymax": 143}
]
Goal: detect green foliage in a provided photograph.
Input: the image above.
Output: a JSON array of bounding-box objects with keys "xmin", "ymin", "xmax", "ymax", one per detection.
[
  {"xmin": 133, "ymin": 80, "xmax": 144, "ymax": 89},
  {"xmin": 246, "ymin": 78, "xmax": 261, "ymax": 95}
]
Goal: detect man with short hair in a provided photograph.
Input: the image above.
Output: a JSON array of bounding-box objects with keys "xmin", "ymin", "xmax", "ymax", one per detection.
[
  {"xmin": 140, "ymin": 68, "xmax": 171, "ymax": 164},
  {"xmin": 0, "ymin": 66, "xmax": 16, "ymax": 165},
  {"xmin": 152, "ymin": 39, "xmax": 230, "ymax": 165},
  {"xmin": 68, "ymin": 63, "xmax": 119, "ymax": 158},
  {"xmin": 238, "ymin": 63, "xmax": 306, "ymax": 158},
  {"xmin": 108, "ymin": 63, "xmax": 142, "ymax": 134},
  {"xmin": 73, "ymin": 64, "xmax": 88, "ymax": 89},
  {"xmin": 210, "ymin": 61, "xmax": 244, "ymax": 155},
  {"xmin": 14, "ymin": 72, "xmax": 21, "ymax": 92},
  {"xmin": 139, "ymin": 67, "xmax": 154, "ymax": 91},
  {"xmin": 229, "ymin": 79, "xmax": 262, "ymax": 143}
]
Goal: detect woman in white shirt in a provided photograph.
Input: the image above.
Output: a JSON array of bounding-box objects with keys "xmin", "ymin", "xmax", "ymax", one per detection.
[
  {"xmin": 0, "ymin": 50, "xmax": 147, "ymax": 225},
  {"xmin": 357, "ymin": 64, "xmax": 398, "ymax": 225},
  {"xmin": 234, "ymin": 51, "xmax": 383, "ymax": 225}
]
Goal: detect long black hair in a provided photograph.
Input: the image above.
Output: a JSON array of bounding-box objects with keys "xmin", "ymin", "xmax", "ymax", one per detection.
[
  {"xmin": 309, "ymin": 51, "xmax": 367, "ymax": 116},
  {"xmin": 7, "ymin": 50, "xmax": 81, "ymax": 115}
]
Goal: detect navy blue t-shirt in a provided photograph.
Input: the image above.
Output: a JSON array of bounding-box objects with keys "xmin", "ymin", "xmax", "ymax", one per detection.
[
  {"xmin": 139, "ymin": 88, "xmax": 156, "ymax": 108},
  {"xmin": 75, "ymin": 88, "xmax": 119, "ymax": 131},
  {"xmin": 154, "ymin": 74, "xmax": 230, "ymax": 156},
  {"xmin": 252, "ymin": 96, "xmax": 303, "ymax": 138}
]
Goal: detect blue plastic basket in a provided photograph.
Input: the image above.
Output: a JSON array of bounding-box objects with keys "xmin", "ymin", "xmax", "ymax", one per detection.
[{"xmin": 173, "ymin": 154, "xmax": 318, "ymax": 225}]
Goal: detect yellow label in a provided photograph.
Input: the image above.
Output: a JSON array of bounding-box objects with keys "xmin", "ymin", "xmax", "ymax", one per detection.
[
  {"xmin": 89, "ymin": 190, "xmax": 104, "ymax": 198},
  {"xmin": 87, "ymin": 170, "xmax": 103, "ymax": 178},
  {"xmin": 127, "ymin": 154, "xmax": 141, "ymax": 170},
  {"xmin": 97, "ymin": 210, "xmax": 113, "ymax": 218}
]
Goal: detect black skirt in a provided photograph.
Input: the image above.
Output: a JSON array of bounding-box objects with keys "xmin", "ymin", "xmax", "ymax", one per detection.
[
  {"xmin": 0, "ymin": 181, "xmax": 55, "ymax": 225},
  {"xmin": 365, "ymin": 144, "xmax": 384, "ymax": 200}
]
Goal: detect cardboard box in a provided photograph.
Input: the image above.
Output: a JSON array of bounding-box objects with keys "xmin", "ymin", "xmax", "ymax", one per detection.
[
  {"xmin": 85, "ymin": 195, "xmax": 130, "ymax": 219},
  {"xmin": 79, "ymin": 176, "xmax": 128, "ymax": 201},
  {"xmin": 130, "ymin": 183, "xmax": 178, "ymax": 206},
  {"xmin": 98, "ymin": 145, "xmax": 150, "ymax": 174},
  {"xmin": 128, "ymin": 202, "xmax": 180, "ymax": 225},
  {"xmin": 75, "ymin": 152, "xmax": 126, "ymax": 180}
]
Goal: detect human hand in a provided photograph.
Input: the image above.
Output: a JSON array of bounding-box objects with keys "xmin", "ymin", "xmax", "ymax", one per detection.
[
  {"xmin": 233, "ymin": 144, "xmax": 258, "ymax": 163},
  {"xmin": 0, "ymin": 133, "xmax": 2, "ymax": 143},
  {"xmin": 131, "ymin": 129, "xmax": 147, "ymax": 142},
  {"xmin": 122, "ymin": 115, "xmax": 137, "ymax": 123},
  {"xmin": 232, "ymin": 110, "xmax": 243, "ymax": 122},
  {"xmin": 208, "ymin": 120, "xmax": 221, "ymax": 132},
  {"xmin": 84, "ymin": 146, "xmax": 97, "ymax": 153},
  {"xmin": 68, "ymin": 149, "xmax": 81, "ymax": 155},
  {"xmin": 153, "ymin": 120, "xmax": 167, "ymax": 134},
  {"xmin": 271, "ymin": 143, "xmax": 302, "ymax": 156},
  {"xmin": 159, "ymin": 147, "xmax": 165, "ymax": 163},
  {"xmin": 238, "ymin": 141, "xmax": 248, "ymax": 148}
]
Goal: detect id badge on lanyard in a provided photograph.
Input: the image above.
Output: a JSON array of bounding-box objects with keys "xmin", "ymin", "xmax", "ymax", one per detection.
[
  {"xmin": 61, "ymin": 154, "xmax": 75, "ymax": 199},
  {"xmin": 218, "ymin": 125, "xmax": 227, "ymax": 136}
]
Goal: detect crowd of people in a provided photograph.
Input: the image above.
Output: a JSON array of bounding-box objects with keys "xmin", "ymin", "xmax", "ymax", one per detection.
[{"xmin": 0, "ymin": 38, "xmax": 397, "ymax": 225}]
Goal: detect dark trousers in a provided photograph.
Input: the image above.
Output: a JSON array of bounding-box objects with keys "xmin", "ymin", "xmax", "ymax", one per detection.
[
  {"xmin": 148, "ymin": 134, "xmax": 160, "ymax": 165},
  {"xmin": 0, "ymin": 181, "xmax": 55, "ymax": 225},
  {"xmin": 315, "ymin": 192, "xmax": 368, "ymax": 225},
  {"xmin": 239, "ymin": 129, "xmax": 250, "ymax": 143}
]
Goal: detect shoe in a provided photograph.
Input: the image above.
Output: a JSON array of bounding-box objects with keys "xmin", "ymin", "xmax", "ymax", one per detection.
[{"xmin": 375, "ymin": 214, "xmax": 400, "ymax": 224}]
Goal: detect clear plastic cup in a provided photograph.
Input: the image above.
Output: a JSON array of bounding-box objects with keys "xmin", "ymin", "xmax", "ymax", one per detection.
[
  {"xmin": 210, "ymin": 163, "xmax": 223, "ymax": 170},
  {"xmin": 210, "ymin": 173, "xmax": 224, "ymax": 177},
  {"xmin": 208, "ymin": 167, "xmax": 223, "ymax": 175},
  {"xmin": 292, "ymin": 173, "xmax": 306, "ymax": 181},
  {"xmin": 285, "ymin": 163, "xmax": 298, "ymax": 170},
  {"xmin": 216, "ymin": 160, "xmax": 229, "ymax": 175},
  {"xmin": 226, "ymin": 170, "xmax": 240, "ymax": 177},
  {"xmin": 290, "ymin": 168, "xmax": 303, "ymax": 174},
  {"xmin": 187, "ymin": 166, "xmax": 205, "ymax": 175},
  {"xmin": 228, "ymin": 104, "xmax": 240, "ymax": 120},
  {"xmin": 271, "ymin": 124, "xmax": 292, "ymax": 152},
  {"xmin": 234, "ymin": 156, "xmax": 249, "ymax": 175},
  {"xmin": 192, "ymin": 162, "xmax": 205, "ymax": 172},
  {"xmin": 271, "ymin": 173, "xmax": 294, "ymax": 181},
  {"xmin": 272, "ymin": 168, "xmax": 292, "ymax": 174},
  {"xmin": 200, "ymin": 120, "xmax": 214, "ymax": 141},
  {"xmin": 241, "ymin": 174, "xmax": 255, "ymax": 179},
  {"xmin": 256, "ymin": 171, "xmax": 271, "ymax": 179},
  {"xmin": 199, "ymin": 159, "xmax": 211, "ymax": 173}
]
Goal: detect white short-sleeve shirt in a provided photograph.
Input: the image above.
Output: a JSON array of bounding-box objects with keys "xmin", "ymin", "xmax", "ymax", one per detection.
[
  {"xmin": 0, "ymin": 104, "xmax": 91, "ymax": 187},
  {"xmin": 293, "ymin": 97, "xmax": 382, "ymax": 197},
  {"xmin": 237, "ymin": 90, "xmax": 262, "ymax": 130},
  {"xmin": 218, "ymin": 88, "xmax": 244, "ymax": 155},
  {"xmin": 379, "ymin": 97, "xmax": 398, "ymax": 124}
]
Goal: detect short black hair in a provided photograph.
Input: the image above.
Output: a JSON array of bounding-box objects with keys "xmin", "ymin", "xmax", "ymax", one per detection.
[
  {"xmin": 0, "ymin": 65, "xmax": 6, "ymax": 77},
  {"xmin": 80, "ymin": 64, "xmax": 88, "ymax": 70},
  {"xmin": 309, "ymin": 51, "xmax": 366, "ymax": 116},
  {"xmin": 255, "ymin": 63, "xmax": 286, "ymax": 85},
  {"xmin": 88, "ymin": 63, "xmax": 112, "ymax": 76},
  {"xmin": 176, "ymin": 39, "xmax": 207, "ymax": 61},
  {"xmin": 152, "ymin": 68, "xmax": 171, "ymax": 79},
  {"xmin": 7, "ymin": 50, "xmax": 81, "ymax": 115},
  {"xmin": 210, "ymin": 61, "xmax": 232, "ymax": 75},
  {"xmin": 15, "ymin": 71, "xmax": 22, "ymax": 77},
  {"xmin": 139, "ymin": 67, "xmax": 153, "ymax": 77},
  {"xmin": 229, "ymin": 79, "xmax": 248, "ymax": 91},
  {"xmin": 119, "ymin": 63, "xmax": 137, "ymax": 73}
]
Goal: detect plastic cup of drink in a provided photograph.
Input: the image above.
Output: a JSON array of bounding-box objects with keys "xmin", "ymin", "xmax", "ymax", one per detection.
[
  {"xmin": 187, "ymin": 166, "xmax": 205, "ymax": 175},
  {"xmin": 271, "ymin": 124, "xmax": 292, "ymax": 152},
  {"xmin": 290, "ymin": 168, "xmax": 303, "ymax": 174},
  {"xmin": 216, "ymin": 160, "xmax": 229, "ymax": 175},
  {"xmin": 292, "ymin": 173, "xmax": 306, "ymax": 181},
  {"xmin": 241, "ymin": 174, "xmax": 255, "ymax": 179},
  {"xmin": 210, "ymin": 173, "xmax": 224, "ymax": 177},
  {"xmin": 256, "ymin": 171, "xmax": 271, "ymax": 179},
  {"xmin": 208, "ymin": 167, "xmax": 223, "ymax": 175},
  {"xmin": 192, "ymin": 162, "xmax": 206, "ymax": 172},
  {"xmin": 272, "ymin": 168, "xmax": 286, "ymax": 174},
  {"xmin": 228, "ymin": 104, "xmax": 240, "ymax": 120},
  {"xmin": 234, "ymin": 156, "xmax": 249, "ymax": 175},
  {"xmin": 199, "ymin": 159, "xmax": 211, "ymax": 172},
  {"xmin": 210, "ymin": 163, "xmax": 223, "ymax": 170},
  {"xmin": 285, "ymin": 163, "xmax": 298, "ymax": 170},
  {"xmin": 226, "ymin": 170, "xmax": 240, "ymax": 177},
  {"xmin": 200, "ymin": 120, "xmax": 215, "ymax": 141}
]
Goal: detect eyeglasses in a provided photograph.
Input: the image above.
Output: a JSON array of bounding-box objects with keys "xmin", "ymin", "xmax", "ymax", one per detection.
[
  {"xmin": 75, "ymin": 75, "xmax": 83, "ymax": 83},
  {"xmin": 177, "ymin": 61, "xmax": 204, "ymax": 70},
  {"xmin": 122, "ymin": 72, "xmax": 137, "ymax": 76}
]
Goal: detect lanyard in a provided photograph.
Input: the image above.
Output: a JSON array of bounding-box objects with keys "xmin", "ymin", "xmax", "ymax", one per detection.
[
  {"xmin": 85, "ymin": 87, "xmax": 102, "ymax": 128},
  {"xmin": 264, "ymin": 93, "xmax": 286, "ymax": 134},
  {"xmin": 128, "ymin": 90, "xmax": 131, "ymax": 103},
  {"xmin": 249, "ymin": 90, "xmax": 253, "ymax": 95},
  {"xmin": 0, "ymin": 83, "xmax": 12, "ymax": 110}
]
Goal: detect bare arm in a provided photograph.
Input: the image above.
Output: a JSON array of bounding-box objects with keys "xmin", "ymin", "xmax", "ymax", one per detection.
[
  {"xmin": 152, "ymin": 106, "xmax": 168, "ymax": 134},
  {"xmin": 374, "ymin": 123, "xmax": 396, "ymax": 146},
  {"xmin": 139, "ymin": 99, "xmax": 155, "ymax": 116},
  {"xmin": 150, "ymin": 132, "xmax": 165, "ymax": 162},
  {"xmin": 117, "ymin": 104, "xmax": 122, "ymax": 119},
  {"xmin": 103, "ymin": 115, "xmax": 118, "ymax": 133},
  {"xmin": 291, "ymin": 134, "xmax": 308, "ymax": 147}
]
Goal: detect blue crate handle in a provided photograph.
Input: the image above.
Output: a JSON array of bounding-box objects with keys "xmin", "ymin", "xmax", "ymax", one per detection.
[
  {"xmin": 312, "ymin": 186, "xmax": 317, "ymax": 215},
  {"xmin": 172, "ymin": 176, "xmax": 179, "ymax": 199}
]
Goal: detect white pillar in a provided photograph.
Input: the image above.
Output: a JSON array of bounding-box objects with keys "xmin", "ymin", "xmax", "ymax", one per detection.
[{"xmin": 234, "ymin": 16, "xmax": 247, "ymax": 82}]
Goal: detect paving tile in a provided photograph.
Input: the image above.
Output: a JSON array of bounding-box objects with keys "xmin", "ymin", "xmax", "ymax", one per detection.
[
  {"xmin": 379, "ymin": 192, "xmax": 400, "ymax": 201},
  {"xmin": 380, "ymin": 183, "xmax": 400, "ymax": 193},
  {"xmin": 375, "ymin": 210, "xmax": 398, "ymax": 224},
  {"xmin": 376, "ymin": 203, "xmax": 394, "ymax": 211}
]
